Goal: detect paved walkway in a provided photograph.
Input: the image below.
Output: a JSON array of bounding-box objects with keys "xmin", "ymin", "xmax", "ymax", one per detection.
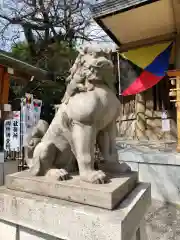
[
  {"xmin": 146, "ymin": 200, "xmax": 180, "ymax": 240},
  {"xmin": 0, "ymin": 152, "xmax": 4, "ymax": 163}
]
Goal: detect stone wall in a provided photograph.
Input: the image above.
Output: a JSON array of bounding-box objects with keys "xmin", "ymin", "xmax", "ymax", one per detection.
[{"xmin": 117, "ymin": 139, "xmax": 180, "ymax": 204}]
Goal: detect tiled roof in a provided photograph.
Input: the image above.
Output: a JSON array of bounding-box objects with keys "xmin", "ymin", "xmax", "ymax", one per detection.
[{"xmin": 91, "ymin": 0, "xmax": 153, "ymax": 18}]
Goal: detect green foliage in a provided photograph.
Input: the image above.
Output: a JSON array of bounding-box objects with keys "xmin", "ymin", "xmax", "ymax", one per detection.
[
  {"xmin": 10, "ymin": 40, "xmax": 78, "ymax": 120},
  {"xmin": 11, "ymin": 42, "xmax": 32, "ymax": 63}
]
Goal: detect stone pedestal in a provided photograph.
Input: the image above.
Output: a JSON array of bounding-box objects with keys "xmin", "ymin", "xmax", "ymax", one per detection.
[
  {"xmin": 5, "ymin": 171, "xmax": 138, "ymax": 210},
  {"xmin": 0, "ymin": 182, "xmax": 151, "ymax": 240}
]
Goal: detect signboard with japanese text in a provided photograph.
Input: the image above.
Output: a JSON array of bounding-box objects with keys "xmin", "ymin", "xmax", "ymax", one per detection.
[
  {"xmin": 10, "ymin": 119, "xmax": 20, "ymax": 151},
  {"xmin": 4, "ymin": 119, "xmax": 20, "ymax": 151},
  {"xmin": 4, "ymin": 120, "xmax": 11, "ymax": 151},
  {"xmin": 3, "ymin": 94, "xmax": 42, "ymax": 151}
]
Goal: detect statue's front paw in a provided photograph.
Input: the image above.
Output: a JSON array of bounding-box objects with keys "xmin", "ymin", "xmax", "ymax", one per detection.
[
  {"xmin": 45, "ymin": 169, "xmax": 69, "ymax": 181},
  {"xmin": 80, "ymin": 170, "xmax": 107, "ymax": 184}
]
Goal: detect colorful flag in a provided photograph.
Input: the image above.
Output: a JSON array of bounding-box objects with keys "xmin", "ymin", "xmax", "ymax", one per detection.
[
  {"xmin": 33, "ymin": 99, "xmax": 42, "ymax": 125},
  {"xmin": 21, "ymin": 93, "xmax": 34, "ymax": 146},
  {"xmin": 119, "ymin": 42, "xmax": 174, "ymax": 96},
  {"xmin": 20, "ymin": 94, "xmax": 42, "ymax": 146}
]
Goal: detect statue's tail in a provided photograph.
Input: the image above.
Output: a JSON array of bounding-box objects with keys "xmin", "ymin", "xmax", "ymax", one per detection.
[{"xmin": 25, "ymin": 120, "xmax": 49, "ymax": 167}]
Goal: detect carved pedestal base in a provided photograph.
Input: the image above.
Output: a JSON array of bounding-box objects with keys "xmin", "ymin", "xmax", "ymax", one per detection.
[
  {"xmin": 6, "ymin": 170, "xmax": 137, "ymax": 210},
  {"xmin": 0, "ymin": 182, "xmax": 150, "ymax": 240}
]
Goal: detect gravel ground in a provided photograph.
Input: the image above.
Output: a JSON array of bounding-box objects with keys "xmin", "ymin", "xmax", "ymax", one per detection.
[{"xmin": 145, "ymin": 200, "xmax": 180, "ymax": 240}]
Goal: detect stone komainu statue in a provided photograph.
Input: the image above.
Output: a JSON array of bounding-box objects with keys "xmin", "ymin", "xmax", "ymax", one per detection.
[{"xmin": 25, "ymin": 45, "xmax": 130, "ymax": 184}]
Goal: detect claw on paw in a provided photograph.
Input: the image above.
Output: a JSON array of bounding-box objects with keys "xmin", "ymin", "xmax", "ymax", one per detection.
[
  {"xmin": 45, "ymin": 169, "xmax": 69, "ymax": 181},
  {"xmin": 80, "ymin": 170, "xmax": 107, "ymax": 184}
]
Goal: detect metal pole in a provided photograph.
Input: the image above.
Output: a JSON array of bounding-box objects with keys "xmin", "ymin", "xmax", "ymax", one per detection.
[{"xmin": 117, "ymin": 52, "xmax": 121, "ymax": 95}]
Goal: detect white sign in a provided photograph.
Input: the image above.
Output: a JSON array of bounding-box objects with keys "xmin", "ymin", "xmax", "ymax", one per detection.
[
  {"xmin": 4, "ymin": 120, "xmax": 12, "ymax": 151},
  {"xmin": 4, "ymin": 119, "xmax": 20, "ymax": 151},
  {"xmin": 10, "ymin": 119, "xmax": 20, "ymax": 151},
  {"xmin": 162, "ymin": 111, "xmax": 170, "ymax": 132},
  {"xmin": 162, "ymin": 119, "xmax": 170, "ymax": 132}
]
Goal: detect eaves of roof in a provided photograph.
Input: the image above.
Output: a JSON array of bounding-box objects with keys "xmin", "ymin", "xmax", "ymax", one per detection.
[{"xmin": 91, "ymin": 0, "xmax": 159, "ymax": 19}]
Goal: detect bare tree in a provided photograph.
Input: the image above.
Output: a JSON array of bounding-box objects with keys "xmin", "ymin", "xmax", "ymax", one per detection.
[
  {"xmin": 0, "ymin": 0, "xmax": 109, "ymax": 56},
  {"xmin": 0, "ymin": 0, "xmax": 114, "ymax": 122}
]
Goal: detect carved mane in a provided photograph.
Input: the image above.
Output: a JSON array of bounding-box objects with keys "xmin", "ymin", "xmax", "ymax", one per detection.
[
  {"xmin": 70, "ymin": 46, "xmax": 116, "ymax": 88},
  {"xmin": 62, "ymin": 45, "xmax": 116, "ymax": 104}
]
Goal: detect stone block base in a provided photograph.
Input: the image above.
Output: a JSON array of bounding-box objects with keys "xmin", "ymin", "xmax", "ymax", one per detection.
[
  {"xmin": 0, "ymin": 183, "xmax": 151, "ymax": 240},
  {"xmin": 0, "ymin": 219, "xmax": 147, "ymax": 240},
  {"xmin": 6, "ymin": 171, "xmax": 138, "ymax": 210}
]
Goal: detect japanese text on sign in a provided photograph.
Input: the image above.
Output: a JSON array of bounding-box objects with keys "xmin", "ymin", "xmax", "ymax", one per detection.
[
  {"xmin": 4, "ymin": 120, "xmax": 12, "ymax": 150},
  {"xmin": 4, "ymin": 119, "xmax": 20, "ymax": 151}
]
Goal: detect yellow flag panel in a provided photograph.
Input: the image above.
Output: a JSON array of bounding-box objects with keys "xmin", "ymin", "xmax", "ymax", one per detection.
[{"xmin": 122, "ymin": 41, "xmax": 173, "ymax": 69}]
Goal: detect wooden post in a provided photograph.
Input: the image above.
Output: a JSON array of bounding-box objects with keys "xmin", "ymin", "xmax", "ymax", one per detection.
[
  {"xmin": 175, "ymin": 35, "xmax": 180, "ymax": 152},
  {"xmin": 0, "ymin": 67, "xmax": 4, "ymax": 120},
  {"xmin": 176, "ymin": 76, "xmax": 180, "ymax": 152},
  {"xmin": 167, "ymin": 70, "xmax": 180, "ymax": 152},
  {"xmin": 135, "ymin": 92, "xmax": 147, "ymax": 140},
  {"xmin": 0, "ymin": 67, "xmax": 10, "ymax": 120}
]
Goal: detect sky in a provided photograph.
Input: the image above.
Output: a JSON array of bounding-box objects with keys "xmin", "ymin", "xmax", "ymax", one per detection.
[{"xmin": 0, "ymin": 0, "xmax": 117, "ymax": 52}]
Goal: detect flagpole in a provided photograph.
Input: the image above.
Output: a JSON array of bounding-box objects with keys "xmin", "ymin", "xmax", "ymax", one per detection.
[{"xmin": 117, "ymin": 52, "xmax": 121, "ymax": 95}]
